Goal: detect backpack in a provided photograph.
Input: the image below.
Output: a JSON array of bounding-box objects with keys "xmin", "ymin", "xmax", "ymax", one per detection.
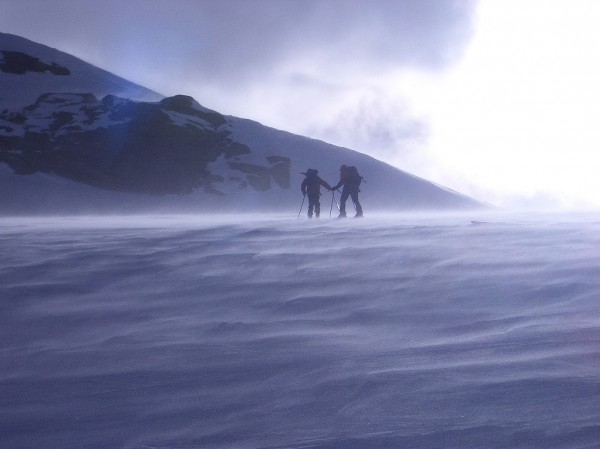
[{"xmin": 346, "ymin": 166, "xmax": 362, "ymax": 186}]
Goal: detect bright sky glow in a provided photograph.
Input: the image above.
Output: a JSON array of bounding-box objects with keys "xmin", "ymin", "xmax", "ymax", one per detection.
[{"xmin": 401, "ymin": 1, "xmax": 600, "ymax": 209}]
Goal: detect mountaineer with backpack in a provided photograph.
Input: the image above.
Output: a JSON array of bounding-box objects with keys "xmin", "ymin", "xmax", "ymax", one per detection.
[
  {"xmin": 331, "ymin": 165, "xmax": 364, "ymax": 218},
  {"xmin": 300, "ymin": 169, "xmax": 332, "ymax": 219}
]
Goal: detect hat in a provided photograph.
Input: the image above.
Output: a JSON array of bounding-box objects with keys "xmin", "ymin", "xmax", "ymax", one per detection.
[{"xmin": 301, "ymin": 168, "xmax": 318, "ymax": 175}]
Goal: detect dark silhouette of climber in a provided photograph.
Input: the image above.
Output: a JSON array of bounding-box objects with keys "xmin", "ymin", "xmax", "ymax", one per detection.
[
  {"xmin": 331, "ymin": 165, "xmax": 363, "ymax": 218},
  {"xmin": 300, "ymin": 169, "xmax": 332, "ymax": 218}
]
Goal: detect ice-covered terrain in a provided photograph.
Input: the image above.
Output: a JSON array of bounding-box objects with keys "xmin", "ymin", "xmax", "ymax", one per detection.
[{"xmin": 2, "ymin": 212, "xmax": 600, "ymax": 449}]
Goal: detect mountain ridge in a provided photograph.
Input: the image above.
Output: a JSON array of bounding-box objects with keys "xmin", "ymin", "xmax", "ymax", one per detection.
[
  {"xmin": 0, "ymin": 32, "xmax": 162, "ymax": 108},
  {"xmin": 0, "ymin": 33, "xmax": 483, "ymax": 214}
]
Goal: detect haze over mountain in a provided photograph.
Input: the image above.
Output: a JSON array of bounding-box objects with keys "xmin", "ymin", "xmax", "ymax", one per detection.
[{"xmin": 0, "ymin": 32, "xmax": 483, "ymax": 214}]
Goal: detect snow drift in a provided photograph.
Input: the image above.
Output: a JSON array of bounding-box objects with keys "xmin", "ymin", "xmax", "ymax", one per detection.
[{"xmin": 2, "ymin": 212, "xmax": 600, "ymax": 448}]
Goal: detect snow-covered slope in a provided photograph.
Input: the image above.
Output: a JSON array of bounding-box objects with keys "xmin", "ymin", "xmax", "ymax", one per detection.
[
  {"xmin": 0, "ymin": 33, "xmax": 483, "ymax": 214},
  {"xmin": 3, "ymin": 213, "xmax": 600, "ymax": 448},
  {"xmin": 0, "ymin": 32, "xmax": 162, "ymax": 109}
]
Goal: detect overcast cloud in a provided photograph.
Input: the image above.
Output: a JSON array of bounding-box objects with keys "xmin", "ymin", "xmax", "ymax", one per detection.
[{"xmin": 1, "ymin": 1, "xmax": 476, "ymax": 89}]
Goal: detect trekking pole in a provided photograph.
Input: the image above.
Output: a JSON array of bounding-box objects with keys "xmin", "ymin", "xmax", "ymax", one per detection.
[
  {"xmin": 329, "ymin": 190, "xmax": 335, "ymax": 218},
  {"xmin": 297, "ymin": 194, "xmax": 306, "ymax": 218}
]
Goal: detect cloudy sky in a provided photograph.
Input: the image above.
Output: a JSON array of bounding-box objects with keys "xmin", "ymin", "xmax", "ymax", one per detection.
[{"xmin": 3, "ymin": 0, "xmax": 600, "ymax": 209}]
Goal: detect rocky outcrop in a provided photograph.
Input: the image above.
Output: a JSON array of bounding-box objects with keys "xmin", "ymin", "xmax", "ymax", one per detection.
[
  {"xmin": 227, "ymin": 156, "xmax": 290, "ymax": 191},
  {"xmin": 0, "ymin": 93, "xmax": 291, "ymax": 195},
  {"xmin": 0, "ymin": 50, "xmax": 70, "ymax": 75}
]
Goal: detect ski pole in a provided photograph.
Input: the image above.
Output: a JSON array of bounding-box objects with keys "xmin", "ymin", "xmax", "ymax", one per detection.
[{"xmin": 297, "ymin": 194, "xmax": 306, "ymax": 218}]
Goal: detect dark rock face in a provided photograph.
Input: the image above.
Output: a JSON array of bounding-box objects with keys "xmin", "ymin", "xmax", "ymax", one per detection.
[
  {"xmin": 0, "ymin": 51, "xmax": 70, "ymax": 75},
  {"xmin": 227, "ymin": 157, "xmax": 290, "ymax": 191},
  {"xmin": 0, "ymin": 94, "xmax": 291, "ymax": 196}
]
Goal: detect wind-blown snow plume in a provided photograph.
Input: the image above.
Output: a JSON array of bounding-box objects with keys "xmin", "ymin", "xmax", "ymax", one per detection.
[{"xmin": 2, "ymin": 212, "xmax": 600, "ymax": 448}]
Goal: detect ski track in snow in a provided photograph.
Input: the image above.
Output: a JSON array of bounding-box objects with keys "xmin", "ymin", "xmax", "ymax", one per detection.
[{"xmin": 2, "ymin": 212, "xmax": 600, "ymax": 449}]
